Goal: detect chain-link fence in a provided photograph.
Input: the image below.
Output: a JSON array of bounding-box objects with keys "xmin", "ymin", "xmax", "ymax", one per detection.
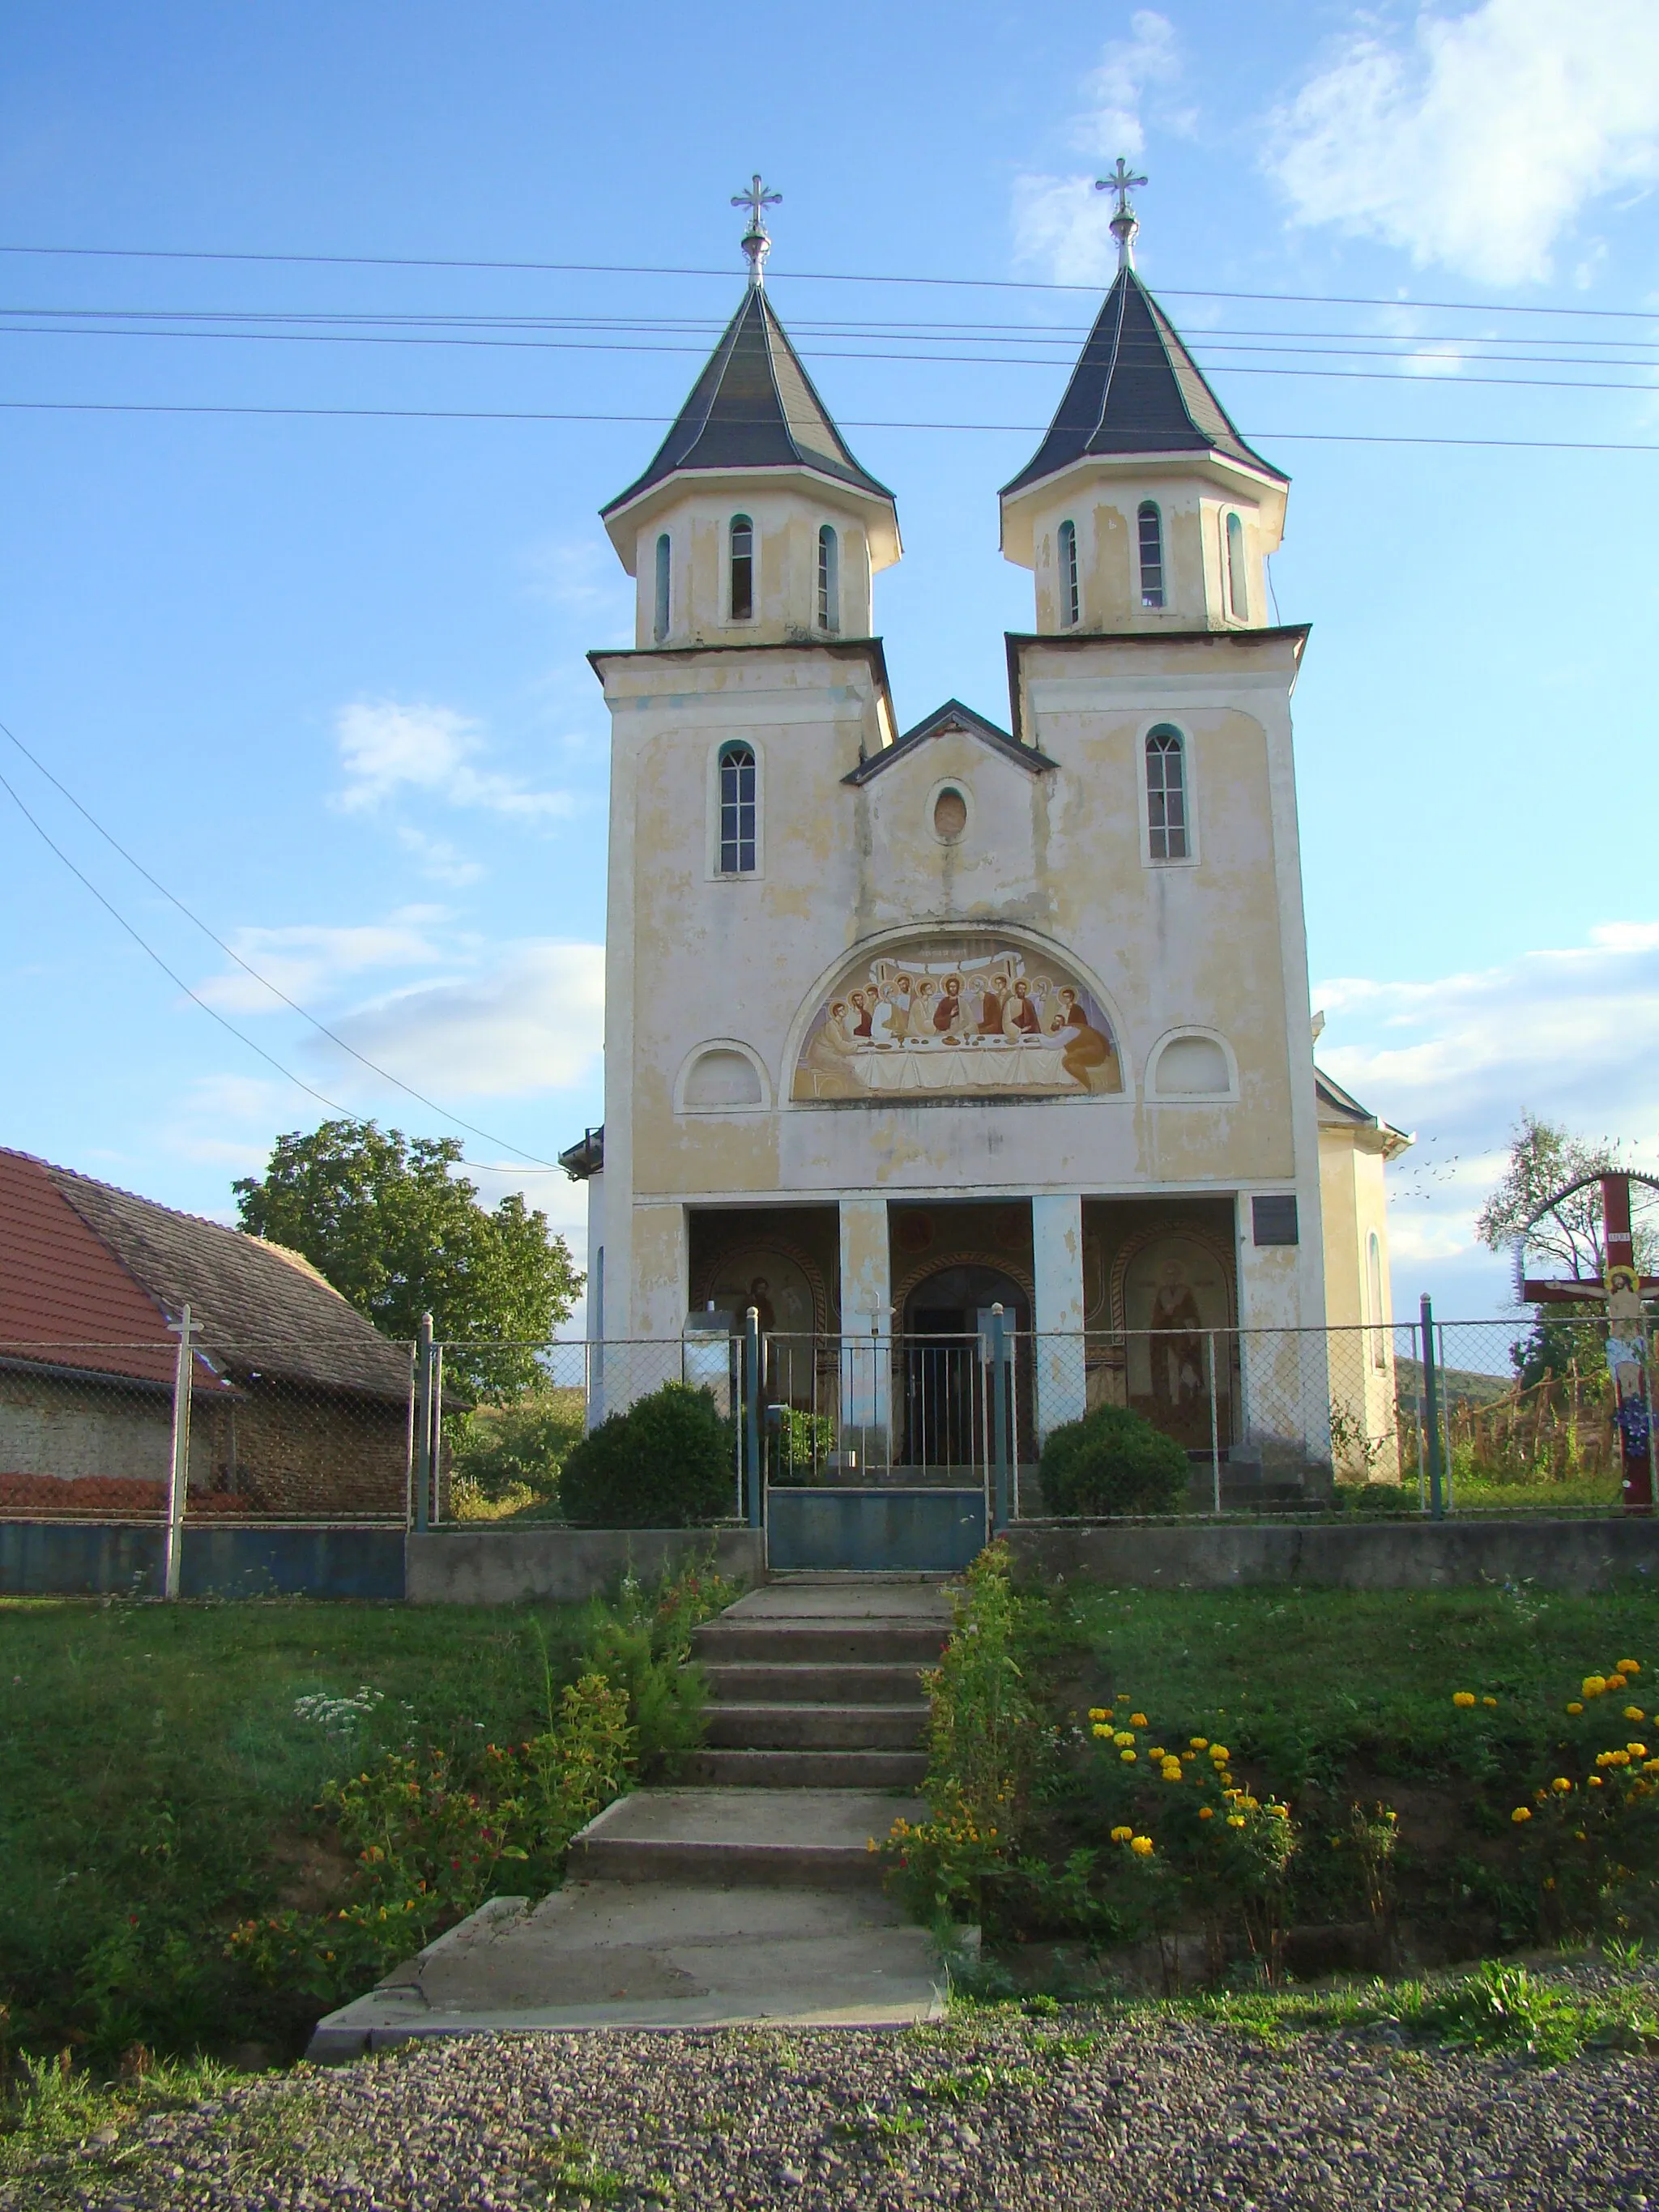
[{"xmin": 5, "ymin": 1312, "xmax": 1649, "ymax": 1528}]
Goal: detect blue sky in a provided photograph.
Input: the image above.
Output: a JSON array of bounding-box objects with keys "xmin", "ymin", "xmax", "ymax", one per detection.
[{"xmin": 3, "ymin": 0, "xmax": 1658, "ymax": 1324}]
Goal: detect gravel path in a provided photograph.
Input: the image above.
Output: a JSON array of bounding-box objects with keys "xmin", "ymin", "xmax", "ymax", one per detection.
[{"xmin": 12, "ymin": 2005, "xmax": 1659, "ymax": 2212}]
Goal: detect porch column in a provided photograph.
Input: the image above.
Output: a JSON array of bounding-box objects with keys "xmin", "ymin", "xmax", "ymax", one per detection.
[
  {"xmin": 1031, "ymin": 1195, "xmax": 1087, "ymax": 1443},
  {"xmin": 838, "ymin": 1199, "xmax": 891, "ymax": 1470}
]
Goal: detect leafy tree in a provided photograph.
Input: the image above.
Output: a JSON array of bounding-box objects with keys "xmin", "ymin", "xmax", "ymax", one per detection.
[
  {"xmin": 232, "ymin": 1120, "xmax": 581, "ymax": 1396},
  {"xmin": 1475, "ymin": 1113, "xmax": 1653, "ymax": 1282}
]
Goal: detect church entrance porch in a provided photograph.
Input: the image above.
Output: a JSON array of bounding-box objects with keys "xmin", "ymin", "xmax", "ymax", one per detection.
[{"xmin": 1081, "ymin": 1197, "xmax": 1242, "ymax": 1455}]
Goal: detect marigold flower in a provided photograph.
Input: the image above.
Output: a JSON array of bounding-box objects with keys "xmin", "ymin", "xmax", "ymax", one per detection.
[
  {"xmin": 1552, "ymin": 1777, "xmax": 1573, "ymax": 1793},
  {"xmin": 1589, "ymin": 1775, "xmax": 1605, "ymax": 1788},
  {"xmin": 1567, "ymin": 1703, "xmax": 1584, "ymax": 1715},
  {"xmin": 1210, "ymin": 1745, "xmax": 1230, "ymax": 1762},
  {"xmin": 1149, "ymin": 1746, "xmax": 1167, "ymax": 1761},
  {"xmin": 1111, "ymin": 1825, "xmax": 1134, "ymax": 1843},
  {"xmin": 1625, "ymin": 1707, "xmax": 1645, "ymax": 1722},
  {"xmin": 1619, "ymin": 1660, "xmax": 1641, "ymax": 1674},
  {"xmin": 1087, "ymin": 1708, "xmax": 1108, "ymax": 1722},
  {"xmin": 1482, "ymin": 1698, "xmax": 1498, "ymax": 1709},
  {"xmin": 1130, "ymin": 1835, "xmax": 1154, "ymax": 1856},
  {"xmin": 1452, "ymin": 1692, "xmax": 1476, "ymax": 1708},
  {"xmin": 1199, "ymin": 1806, "xmax": 1214, "ymax": 1820},
  {"xmin": 1226, "ymin": 1814, "xmax": 1246, "ymax": 1828},
  {"xmin": 1190, "ymin": 1737, "xmax": 1209, "ymax": 1750},
  {"xmin": 1628, "ymin": 1741, "xmax": 1648, "ymax": 1758},
  {"xmin": 1584, "ymin": 1677, "xmax": 1607, "ymax": 1697},
  {"xmin": 1120, "ymin": 1750, "xmax": 1138, "ymax": 1763},
  {"xmin": 1161, "ymin": 1763, "xmax": 1183, "ymax": 1783},
  {"xmin": 1511, "ymin": 1806, "xmax": 1532, "ymax": 1823},
  {"xmin": 1268, "ymin": 1803, "xmax": 1290, "ymax": 1819},
  {"xmin": 1091, "ymin": 1724, "xmax": 1112, "ymax": 1740},
  {"xmin": 1180, "ymin": 1750, "xmax": 1196, "ymax": 1762},
  {"xmin": 1113, "ymin": 1730, "xmax": 1136, "ymax": 1747},
  {"xmin": 1129, "ymin": 1712, "xmax": 1149, "ymax": 1728}
]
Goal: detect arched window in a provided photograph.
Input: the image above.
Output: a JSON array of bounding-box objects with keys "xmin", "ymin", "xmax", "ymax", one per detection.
[
  {"xmin": 653, "ymin": 532, "xmax": 671, "ymax": 644},
  {"xmin": 1225, "ymin": 512, "xmax": 1248, "ymax": 620},
  {"xmin": 729, "ymin": 514, "xmax": 754, "ymax": 621},
  {"xmin": 1137, "ymin": 501, "xmax": 1165, "ymax": 609},
  {"xmin": 817, "ymin": 524, "xmax": 840, "ymax": 633},
  {"xmin": 718, "ymin": 740, "xmax": 757, "ymax": 874},
  {"xmin": 1367, "ymin": 1232, "xmax": 1386, "ymax": 1369},
  {"xmin": 1145, "ymin": 727, "xmax": 1188, "ymax": 861},
  {"xmin": 1057, "ymin": 518, "xmax": 1080, "ymax": 627}
]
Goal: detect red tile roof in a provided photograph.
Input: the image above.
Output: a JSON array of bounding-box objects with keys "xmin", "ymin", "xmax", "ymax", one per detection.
[{"xmin": 0, "ymin": 1149, "xmax": 177, "ymax": 1386}]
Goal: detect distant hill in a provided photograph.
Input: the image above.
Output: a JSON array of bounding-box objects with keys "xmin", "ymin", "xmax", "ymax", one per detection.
[{"xmin": 1394, "ymin": 1356, "xmax": 1515, "ymax": 1408}]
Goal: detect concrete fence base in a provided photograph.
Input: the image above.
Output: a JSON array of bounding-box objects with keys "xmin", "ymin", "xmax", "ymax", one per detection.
[
  {"xmin": 1006, "ymin": 1515, "xmax": 1659, "ymax": 1594},
  {"xmin": 404, "ymin": 1526, "xmax": 766, "ymax": 1605},
  {"xmin": 0, "ymin": 1519, "xmax": 406, "ymax": 1600}
]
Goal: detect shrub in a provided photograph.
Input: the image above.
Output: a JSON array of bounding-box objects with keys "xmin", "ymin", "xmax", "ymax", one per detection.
[
  {"xmin": 559, "ymin": 1382, "xmax": 736, "ymax": 1528},
  {"xmin": 1038, "ymin": 1403, "xmax": 1189, "ymax": 1517},
  {"xmin": 450, "ymin": 1386, "xmax": 585, "ymax": 1505},
  {"xmin": 767, "ymin": 1405, "xmax": 835, "ymax": 1485}
]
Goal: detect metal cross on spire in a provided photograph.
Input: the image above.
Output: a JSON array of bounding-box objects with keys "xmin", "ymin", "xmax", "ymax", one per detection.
[
  {"xmin": 1094, "ymin": 157, "xmax": 1149, "ymax": 271},
  {"xmin": 732, "ymin": 173, "xmax": 783, "ymax": 288}
]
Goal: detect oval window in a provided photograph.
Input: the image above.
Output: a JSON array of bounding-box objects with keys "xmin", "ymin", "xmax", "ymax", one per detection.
[{"xmin": 933, "ymin": 787, "xmax": 967, "ymax": 841}]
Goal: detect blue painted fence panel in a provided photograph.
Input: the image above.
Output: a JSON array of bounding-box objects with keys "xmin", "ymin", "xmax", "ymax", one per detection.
[
  {"xmin": 766, "ymin": 1487, "xmax": 987, "ymax": 1572},
  {"xmin": 0, "ymin": 1521, "xmax": 406, "ymax": 1600}
]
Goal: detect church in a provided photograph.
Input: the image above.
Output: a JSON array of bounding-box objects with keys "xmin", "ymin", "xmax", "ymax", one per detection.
[{"xmin": 561, "ymin": 177, "xmax": 1407, "ymax": 1478}]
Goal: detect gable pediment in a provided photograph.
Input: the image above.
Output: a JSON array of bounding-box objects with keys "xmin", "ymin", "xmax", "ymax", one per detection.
[{"xmin": 842, "ymin": 697, "xmax": 1056, "ymax": 787}]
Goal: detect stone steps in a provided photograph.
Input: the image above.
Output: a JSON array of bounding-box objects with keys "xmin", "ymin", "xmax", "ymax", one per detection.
[
  {"xmin": 568, "ymin": 1787, "xmax": 911, "ymax": 1889},
  {"xmin": 687, "ymin": 1746, "xmax": 928, "ymax": 1790},
  {"xmin": 701, "ymin": 1660, "xmax": 928, "ymax": 1704},
  {"xmin": 704, "ymin": 1701, "xmax": 928, "ymax": 1750},
  {"xmin": 693, "ymin": 1621, "xmax": 945, "ymax": 1668}
]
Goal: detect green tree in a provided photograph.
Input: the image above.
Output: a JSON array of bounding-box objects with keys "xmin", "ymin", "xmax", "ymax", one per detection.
[{"xmin": 232, "ymin": 1120, "xmax": 581, "ymax": 1396}]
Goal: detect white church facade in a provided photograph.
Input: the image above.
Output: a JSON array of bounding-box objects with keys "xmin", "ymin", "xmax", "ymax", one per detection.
[{"xmin": 561, "ymin": 182, "xmax": 1407, "ymax": 1477}]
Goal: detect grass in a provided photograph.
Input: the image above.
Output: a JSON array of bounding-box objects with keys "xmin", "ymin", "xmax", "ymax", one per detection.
[
  {"xmin": 1052, "ymin": 1581, "xmax": 1659, "ymax": 1787},
  {"xmin": 0, "ymin": 1595, "xmax": 600, "ymax": 2065}
]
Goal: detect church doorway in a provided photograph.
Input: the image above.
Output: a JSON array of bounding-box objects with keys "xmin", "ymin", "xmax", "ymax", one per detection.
[{"xmin": 899, "ymin": 1262, "xmax": 1031, "ymax": 1469}]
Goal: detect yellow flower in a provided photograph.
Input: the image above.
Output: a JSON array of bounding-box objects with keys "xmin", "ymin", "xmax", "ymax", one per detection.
[
  {"xmin": 1113, "ymin": 1730, "xmax": 1136, "ymax": 1747},
  {"xmin": 1482, "ymin": 1697, "xmax": 1498, "ymax": 1709},
  {"xmin": 1129, "ymin": 1712, "xmax": 1149, "ymax": 1728},
  {"xmin": 1584, "ymin": 1677, "xmax": 1607, "ymax": 1697},
  {"xmin": 1268, "ymin": 1803, "xmax": 1290, "ymax": 1819},
  {"xmin": 1210, "ymin": 1745, "xmax": 1230, "ymax": 1762},
  {"xmin": 1087, "ymin": 1707, "xmax": 1108, "ymax": 1723},
  {"xmin": 1199, "ymin": 1806, "xmax": 1214, "ymax": 1820},
  {"xmin": 1110, "ymin": 1825, "xmax": 1134, "ymax": 1843},
  {"xmin": 1190, "ymin": 1737, "xmax": 1209, "ymax": 1750},
  {"xmin": 1092, "ymin": 1724, "xmax": 1112, "ymax": 1740},
  {"xmin": 1629, "ymin": 1742, "xmax": 1648, "ymax": 1758},
  {"xmin": 1149, "ymin": 1746, "xmax": 1166, "ymax": 1761},
  {"xmin": 1619, "ymin": 1659, "xmax": 1641, "ymax": 1674},
  {"xmin": 1242, "ymin": 1795, "xmax": 1260, "ymax": 1811},
  {"xmin": 1567, "ymin": 1703, "xmax": 1584, "ymax": 1715},
  {"xmin": 1644, "ymin": 1758, "xmax": 1659, "ymax": 1774},
  {"xmin": 1226, "ymin": 1814, "xmax": 1246, "ymax": 1828},
  {"xmin": 1552, "ymin": 1777, "xmax": 1573, "ymax": 1793},
  {"xmin": 1161, "ymin": 1763, "xmax": 1183, "ymax": 1783},
  {"xmin": 1589, "ymin": 1775, "xmax": 1605, "ymax": 1788},
  {"xmin": 1129, "ymin": 1835, "xmax": 1154, "ymax": 1856},
  {"xmin": 1625, "ymin": 1707, "xmax": 1645, "ymax": 1722},
  {"xmin": 1180, "ymin": 1750, "xmax": 1196, "ymax": 1762},
  {"xmin": 1511, "ymin": 1806, "xmax": 1532, "ymax": 1823},
  {"xmin": 1120, "ymin": 1750, "xmax": 1138, "ymax": 1763},
  {"xmin": 1452, "ymin": 1691, "xmax": 1477, "ymax": 1708}
]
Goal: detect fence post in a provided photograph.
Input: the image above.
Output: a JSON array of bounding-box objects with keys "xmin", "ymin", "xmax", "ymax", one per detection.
[
  {"xmin": 990, "ymin": 1302, "xmax": 1010, "ymax": 1534},
  {"xmin": 414, "ymin": 1312, "xmax": 433, "ymax": 1534},
  {"xmin": 164, "ymin": 1302, "xmax": 194, "ymax": 1600},
  {"xmin": 744, "ymin": 1306, "xmax": 762, "ymax": 1530},
  {"xmin": 1421, "ymin": 1294, "xmax": 1444, "ymax": 1522}
]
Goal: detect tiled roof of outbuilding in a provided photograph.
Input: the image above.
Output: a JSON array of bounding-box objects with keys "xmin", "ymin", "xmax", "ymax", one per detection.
[
  {"xmin": 1002, "ymin": 267, "xmax": 1286, "ymax": 498},
  {"xmin": 0, "ymin": 1148, "xmax": 411, "ymax": 1398},
  {"xmin": 603, "ymin": 285, "xmax": 893, "ymax": 515}
]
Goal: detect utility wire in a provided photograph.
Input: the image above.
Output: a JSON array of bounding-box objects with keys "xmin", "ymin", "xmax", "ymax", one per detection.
[
  {"xmin": 3, "ymin": 238, "xmax": 1658, "ymax": 322},
  {"xmin": 0, "ymin": 397, "xmax": 1654, "ymax": 454},
  {"xmin": 0, "ymin": 727, "xmax": 565, "ymax": 1173}
]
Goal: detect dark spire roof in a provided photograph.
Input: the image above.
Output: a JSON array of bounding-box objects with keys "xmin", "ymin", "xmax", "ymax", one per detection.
[
  {"xmin": 1002, "ymin": 268, "xmax": 1286, "ymax": 499},
  {"xmin": 603, "ymin": 286, "xmax": 893, "ymax": 517}
]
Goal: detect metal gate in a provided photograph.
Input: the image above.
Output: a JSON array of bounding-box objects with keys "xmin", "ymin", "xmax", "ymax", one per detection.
[{"xmin": 739, "ymin": 1320, "xmax": 1016, "ymax": 1572}]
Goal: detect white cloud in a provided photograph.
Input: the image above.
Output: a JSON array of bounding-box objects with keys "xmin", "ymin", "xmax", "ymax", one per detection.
[
  {"xmin": 197, "ymin": 914, "xmax": 445, "ymax": 1014},
  {"xmin": 335, "ymin": 700, "xmax": 574, "ymax": 820},
  {"xmin": 1266, "ymin": 0, "xmax": 1659, "ymax": 286},
  {"xmin": 1317, "ymin": 926, "xmax": 1659, "ymax": 1302},
  {"xmin": 318, "ymin": 940, "xmax": 604, "ymax": 1099},
  {"xmin": 396, "ymin": 826, "xmax": 485, "ymax": 887},
  {"xmin": 1013, "ymin": 12, "xmax": 1183, "ymax": 285}
]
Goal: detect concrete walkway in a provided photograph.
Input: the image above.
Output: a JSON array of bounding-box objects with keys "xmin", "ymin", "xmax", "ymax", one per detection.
[{"xmin": 308, "ymin": 1575, "xmax": 953, "ymax": 2053}]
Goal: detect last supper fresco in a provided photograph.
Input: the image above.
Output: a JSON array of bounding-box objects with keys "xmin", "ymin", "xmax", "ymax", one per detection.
[{"xmin": 791, "ymin": 938, "xmax": 1124, "ymax": 1102}]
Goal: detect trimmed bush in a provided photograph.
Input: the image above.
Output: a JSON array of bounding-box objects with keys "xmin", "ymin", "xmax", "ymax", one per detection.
[
  {"xmin": 1038, "ymin": 1401, "xmax": 1189, "ymax": 1517},
  {"xmin": 559, "ymin": 1382, "xmax": 736, "ymax": 1528}
]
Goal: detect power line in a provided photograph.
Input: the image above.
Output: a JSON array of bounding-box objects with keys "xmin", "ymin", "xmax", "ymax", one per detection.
[
  {"xmin": 1, "ymin": 396, "xmax": 1655, "ymax": 454},
  {"xmin": 0, "ymin": 727, "xmax": 565, "ymax": 1172},
  {"xmin": 4, "ymin": 237, "xmax": 1659, "ymax": 322}
]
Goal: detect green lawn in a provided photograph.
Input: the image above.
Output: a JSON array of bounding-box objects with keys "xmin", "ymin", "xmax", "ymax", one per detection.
[{"xmin": 0, "ymin": 1597, "xmax": 595, "ymax": 2064}]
